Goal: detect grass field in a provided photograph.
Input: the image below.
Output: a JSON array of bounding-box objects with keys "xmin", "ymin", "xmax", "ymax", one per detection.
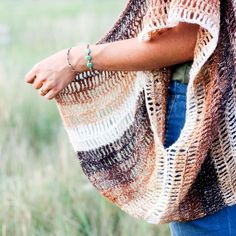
[{"xmin": 0, "ymin": 1, "xmax": 171, "ymax": 235}]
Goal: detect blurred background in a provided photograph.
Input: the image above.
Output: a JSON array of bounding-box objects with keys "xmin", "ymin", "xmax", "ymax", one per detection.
[{"xmin": 0, "ymin": 0, "xmax": 170, "ymax": 235}]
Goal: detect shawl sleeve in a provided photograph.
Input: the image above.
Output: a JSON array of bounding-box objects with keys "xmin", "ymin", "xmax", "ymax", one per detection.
[{"xmin": 138, "ymin": 0, "xmax": 220, "ymax": 82}]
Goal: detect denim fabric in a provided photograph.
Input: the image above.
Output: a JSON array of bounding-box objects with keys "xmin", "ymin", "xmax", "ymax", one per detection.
[{"xmin": 164, "ymin": 80, "xmax": 236, "ymax": 236}]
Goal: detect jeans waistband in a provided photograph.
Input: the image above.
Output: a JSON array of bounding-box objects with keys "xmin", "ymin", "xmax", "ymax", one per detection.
[{"xmin": 168, "ymin": 80, "xmax": 188, "ymax": 95}]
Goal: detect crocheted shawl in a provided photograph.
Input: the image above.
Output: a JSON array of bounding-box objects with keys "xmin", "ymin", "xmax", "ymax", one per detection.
[{"xmin": 55, "ymin": 0, "xmax": 236, "ymax": 224}]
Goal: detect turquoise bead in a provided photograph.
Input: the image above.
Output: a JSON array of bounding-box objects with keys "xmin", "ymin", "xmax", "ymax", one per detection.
[
  {"xmin": 85, "ymin": 48, "xmax": 91, "ymax": 54},
  {"xmin": 87, "ymin": 61, "xmax": 93, "ymax": 69},
  {"xmin": 85, "ymin": 55, "xmax": 92, "ymax": 61}
]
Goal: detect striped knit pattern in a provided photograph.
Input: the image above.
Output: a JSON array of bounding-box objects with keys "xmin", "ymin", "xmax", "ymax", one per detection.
[{"xmin": 56, "ymin": 0, "xmax": 236, "ymax": 224}]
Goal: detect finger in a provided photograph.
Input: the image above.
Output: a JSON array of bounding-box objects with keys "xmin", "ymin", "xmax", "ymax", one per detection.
[
  {"xmin": 39, "ymin": 82, "xmax": 54, "ymax": 96},
  {"xmin": 25, "ymin": 71, "xmax": 36, "ymax": 84},
  {"xmin": 33, "ymin": 77, "xmax": 45, "ymax": 89},
  {"xmin": 39, "ymin": 88, "xmax": 51, "ymax": 97},
  {"xmin": 44, "ymin": 89, "xmax": 58, "ymax": 100},
  {"xmin": 25, "ymin": 65, "xmax": 38, "ymax": 83}
]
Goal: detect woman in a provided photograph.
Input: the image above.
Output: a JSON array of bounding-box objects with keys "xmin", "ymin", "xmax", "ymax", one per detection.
[{"xmin": 25, "ymin": 0, "xmax": 236, "ymax": 235}]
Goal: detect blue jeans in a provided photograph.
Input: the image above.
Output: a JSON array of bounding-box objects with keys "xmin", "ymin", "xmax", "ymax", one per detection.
[{"xmin": 164, "ymin": 80, "xmax": 236, "ymax": 236}]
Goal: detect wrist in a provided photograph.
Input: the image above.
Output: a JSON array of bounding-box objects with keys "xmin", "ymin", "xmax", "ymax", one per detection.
[
  {"xmin": 67, "ymin": 45, "xmax": 83, "ymax": 73},
  {"xmin": 69, "ymin": 44, "xmax": 93, "ymax": 73}
]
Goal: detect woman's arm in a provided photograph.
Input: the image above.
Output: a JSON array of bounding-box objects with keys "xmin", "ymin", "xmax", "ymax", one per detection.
[
  {"xmin": 72, "ymin": 22, "xmax": 199, "ymax": 72},
  {"xmin": 25, "ymin": 22, "xmax": 199, "ymax": 100}
]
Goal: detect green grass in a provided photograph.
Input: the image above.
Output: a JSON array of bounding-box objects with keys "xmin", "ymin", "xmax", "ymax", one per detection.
[{"xmin": 0, "ymin": 1, "xmax": 171, "ymax": 235}]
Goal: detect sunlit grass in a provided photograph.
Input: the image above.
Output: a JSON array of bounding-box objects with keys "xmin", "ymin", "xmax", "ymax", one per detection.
[{"xmin": 0, "ymin": 1, "xmax": 171, "ymax": 235}]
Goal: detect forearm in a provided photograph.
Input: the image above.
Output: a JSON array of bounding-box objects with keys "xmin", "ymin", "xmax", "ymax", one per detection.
[
  {"xmin": 24, "ymin": 23, "xmax": 199, "ymax": 100},
  {"xmin": 70, "ymin": 22, "xmax": 199, "ymax": 72}
]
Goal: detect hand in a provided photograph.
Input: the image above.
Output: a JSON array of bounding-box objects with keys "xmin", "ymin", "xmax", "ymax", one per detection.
[{"xmin": 25, "ymin": 48, "xmax": 77, "ymax": 100}]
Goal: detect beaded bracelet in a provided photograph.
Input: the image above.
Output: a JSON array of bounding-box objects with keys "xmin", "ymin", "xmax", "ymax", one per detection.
[
  {"xmin": 85, "ymin": 44, "xmax": 94, "ymax": 71},
  {"xmin": 66, "ymin": 44, "xmax": 94, "ymax": 74}
]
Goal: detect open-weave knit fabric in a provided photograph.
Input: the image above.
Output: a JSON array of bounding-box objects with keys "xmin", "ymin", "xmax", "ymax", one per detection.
[{"xmin": 55, "ymin": 0, "xmax": 236, "ymax": 224}]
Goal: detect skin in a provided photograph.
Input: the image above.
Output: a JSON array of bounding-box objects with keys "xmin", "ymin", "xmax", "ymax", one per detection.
[{"xmin": 25, "ymin": 22, "xmax": 199, "ymax": 100}]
